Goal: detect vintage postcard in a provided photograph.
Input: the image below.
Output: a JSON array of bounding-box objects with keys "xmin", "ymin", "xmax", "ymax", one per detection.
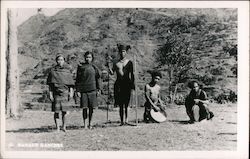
[{"xmin": 1, "ymin": 1, "xmax": 249, "ymax": 159}]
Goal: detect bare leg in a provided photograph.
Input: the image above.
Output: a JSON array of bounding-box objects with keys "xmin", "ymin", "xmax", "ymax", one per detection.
[
  {"xmin": 124, "ymin": 104, "xmax": 129, "ymax": 124},
  {"xmin": 186, "ymin": 109, "xmax": 194, "ymax": 122},
  {"xmin": 82, "ymin": 108, "xmax": 87, "ymax": 129},
  {"xmin": 119, "ymin": 104, "xmax": 124, "ymax": 125},
  {"xmin": 192, "ymin": 105, "xmax": 200, "ymax": 122},
  {"xmin": 203, "ymin": 104, "xmax": 212, "ymax": 120},
  {"xmin": 88, "ymin": 107, "xmax": 93, "ymax": 129},
  {"xmin": 54, "ymin": 112, "xmax": 60, "ymax": 131},
  {"xmin": 185, "ymin": 97, "xmax": 195, "ymax": 122},
  {"xmin": 62, "ymin": 111, "xmax": 67, "ymax": 132},
  {"xmin": 185, "ymin": 103, "xmax": 193, "ymax": 121},
  {"xmin": 198, "ymin": 103, "xmax": 213, "ymax": 120}
]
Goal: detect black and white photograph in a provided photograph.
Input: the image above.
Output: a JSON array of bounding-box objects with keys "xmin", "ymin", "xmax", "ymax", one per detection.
[{"xmin": 1, "ymin": 1, "xmax": 249, "ymax": 159}]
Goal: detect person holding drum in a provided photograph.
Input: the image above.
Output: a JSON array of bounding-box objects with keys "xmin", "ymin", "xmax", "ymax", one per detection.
[{"xmin": 144, "ymin": 71, "xmax": 167, "ymax": 123}]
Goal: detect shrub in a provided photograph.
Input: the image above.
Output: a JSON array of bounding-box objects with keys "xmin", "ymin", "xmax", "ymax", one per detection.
[
  {"xmin": 174, "ymin": 94, "xmax": 186, "ymax": 105},
  {"xmin": 228, "ymin": 90, "xmax": 237, "ymax": 103},
  {"xmin": 196, "ymin": 74, "xmax": 217, "ymax": 85},
  {"xmin": 213, "ymin": 90, "xmax": 237, "ymax": 104},
  {"xmin": 210, "ymin": 66, "xmax": 226, "ymax": 76}
]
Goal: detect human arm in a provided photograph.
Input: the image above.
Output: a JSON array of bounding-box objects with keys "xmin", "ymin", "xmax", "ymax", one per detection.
[
  {"xmin": 194, "ymin": 90, "xmax": 209, "ymax": 105},
  {"xmin": 130, "ymin": 61, "xmax": 135, "ymax": 90},
  {"xmin": 75, "ymin": 65, "xmax": 82, "ymax": 95},
  {"xmin": 48, "ymin": 85, "xmax": 54, "ymax": 102},
  {"xmin": 74, "ymin": 66, "xmax": 82, "ymax": 97},
  {"xmin": 95, "ymin": 66, "xmax": 101, "ymax": 90},
  {"xmin": 109, "ymin": 68, "xmax": 114, "ymax": 75},
  {"xmin": 75, "ymin": 66, "xmax": 80, "ymax": 90},
  {"xmin": 47, "ymin": 70, "xmax": 54, "ymax": 102},
  {"xmin": 157, "ymin": 87, "xmax": 166, "ymax": 110},
  {"xmin": 95, "ymin": 65, "xmax": 101, "ymax": 95},
  {"xmin": 108, "ymin": 61, "xmax": 115, "ymax": 75},
  {"xmin": 69, "ymin": 87, "xmax": 74, "ymax": 98},
  {"xmin": 91, "ymin": 64, "xmax": 101, "ymax": 94},
  {"xmin": 158, "ymin": 97, "xmax": 166, "ymax": 109},
  {"xmin": 77, "ymin": 92, "xmax": 81, "ymax": 97},
  {"xmin": 194, "ymin": 99, "xmax": 209, "ymax": 105}
]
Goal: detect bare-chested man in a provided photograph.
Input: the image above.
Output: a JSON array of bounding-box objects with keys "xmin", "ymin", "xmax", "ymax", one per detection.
[
  {"xmin": 110, "ymin": 44, "xmax": 135, "ymax": 126},
  {"xmin": 144, "ymin": 71, "xmax": 166, "ymax": 123}
]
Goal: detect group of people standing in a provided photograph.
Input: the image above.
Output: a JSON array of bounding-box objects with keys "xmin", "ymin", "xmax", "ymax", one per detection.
[{"xmin": 46, "ymin": 44, "xmax": 214, "ymax": 132}]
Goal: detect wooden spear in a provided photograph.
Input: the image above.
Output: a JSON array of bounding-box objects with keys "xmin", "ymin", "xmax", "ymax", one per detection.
[{"xmin": 133, "ymin": 50, "xmax": 138, "ymax": 125}]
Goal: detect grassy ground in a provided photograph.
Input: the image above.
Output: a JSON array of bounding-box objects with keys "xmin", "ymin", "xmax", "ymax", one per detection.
[{"xmin": 5, "ymin": 103, "xmax": 237, "ymax": 151}]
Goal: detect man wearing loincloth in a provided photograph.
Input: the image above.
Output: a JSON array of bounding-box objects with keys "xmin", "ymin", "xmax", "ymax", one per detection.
[
  {"xmin": 110, "ymin": 44, "xmax": 135, "ymax": 126},
  {"xmin": 144, "ymin": 71, "xmax": 166, "ymax": 123}
]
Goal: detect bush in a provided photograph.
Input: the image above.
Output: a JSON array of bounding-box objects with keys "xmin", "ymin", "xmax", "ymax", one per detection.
[
  {"xmin": 196, "ymin": 74, "xmax": 217, "ymax": 85},
  {"xmin": 174, "ymin": 94, "xmax": 186, "ymax": 105},
  {"xmin": 228, "ymin": 90, "xmax": 237, "ymax": 103},
  {"xmin": 210, "ymin": 66, "xmax": 226, "ymax": 76},
  {"xmin": 214, "ymin": 90, "xmax": 237, "ymax": 104}
]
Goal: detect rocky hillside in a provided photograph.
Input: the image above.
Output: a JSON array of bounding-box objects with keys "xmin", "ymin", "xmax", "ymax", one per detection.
[{"xmin": 17, "ymin": 8, "xmax": 237, "ymax": 107}]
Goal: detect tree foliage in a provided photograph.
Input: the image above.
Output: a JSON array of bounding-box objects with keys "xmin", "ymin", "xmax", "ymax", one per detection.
[
  {"xmin": 154, "ymin": 34, "xmax": 194, "ymax": 102},
  {"xmin": 155, "ymin": 34, "xmax": 193, "ymax": 81},
  {"xmin": 153, "ymin": 11, "xmax": 237, "ymax": 103}
]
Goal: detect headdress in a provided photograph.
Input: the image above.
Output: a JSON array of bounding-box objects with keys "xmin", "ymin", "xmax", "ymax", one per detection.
[{"xmin": 117, "ymin": 44, "xmax": 131, "ymax": 52}]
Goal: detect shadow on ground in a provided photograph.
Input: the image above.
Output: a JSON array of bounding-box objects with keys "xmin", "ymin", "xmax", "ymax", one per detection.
[
  {"xmin": 5, "ymin": 125, "xmax": 93, "ymax": 133},
  {"xmin": 95, "ymin": 120, "xmax": 140, "ymax": 128},
  {"xmin": 6, "ymin": 126, "xmax": 56, "ymax": 133},
  {"xmin": 5, "ymin": 121, "xmax": 137, "ymax": 133},
  {"xmin": 217, "ymin": 132, "xmax": 237, "ymax": 135},
  {"xmin": 168, "ymin": 120, "xmax": 191, "ymax": 124}
]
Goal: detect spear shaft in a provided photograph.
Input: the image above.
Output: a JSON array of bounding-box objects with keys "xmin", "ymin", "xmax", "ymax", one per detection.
[{"xmin": 134, "ymin": 53, "xmax": 138, "ymax": 125}]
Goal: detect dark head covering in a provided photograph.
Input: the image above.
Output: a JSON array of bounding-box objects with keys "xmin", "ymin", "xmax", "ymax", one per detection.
[
  {"xmin": 151, "ymin": 70, "xmax": 162, "ymax": 78},
  {"xmin": 117, "ymin": 44, "xmax": 131, "ymax": 52}
]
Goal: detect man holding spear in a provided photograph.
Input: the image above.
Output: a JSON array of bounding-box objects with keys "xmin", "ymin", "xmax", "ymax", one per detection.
[{"xmin": 109, "ymin": 44, "xmax": 135, "ymax": 126}]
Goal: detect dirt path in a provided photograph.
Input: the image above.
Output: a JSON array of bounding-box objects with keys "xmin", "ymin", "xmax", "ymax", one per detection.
[{"xmin": 5, "ymin": 103, "xmax": 237, "ymax": 151}]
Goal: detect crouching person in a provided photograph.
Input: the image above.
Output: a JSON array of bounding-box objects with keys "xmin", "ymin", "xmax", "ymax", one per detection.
[
  {"xmin": 144, "ymin": 71, "xmax": 167, "ymax": 123},
  {"xmin": 47, "ymin": 54, "xmax": 75, "ymax": 132},
  {"xmin": 185, "ymin": 81, "xmax": 214, "ymax": 123}
]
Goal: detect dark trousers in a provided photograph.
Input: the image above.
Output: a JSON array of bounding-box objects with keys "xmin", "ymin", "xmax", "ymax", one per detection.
[
  {"xmin": 80, "ymin": 91, "xmax": 97, "ymax": 120},
  {"xmin": 185, "ymin": 98, "xmax": 211, "ymax": 122}
]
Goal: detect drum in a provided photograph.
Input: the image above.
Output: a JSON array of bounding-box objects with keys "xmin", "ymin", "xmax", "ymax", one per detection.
[{"xmin": 150, "ymin": 109, "xmax": 167, "ymax": 123}]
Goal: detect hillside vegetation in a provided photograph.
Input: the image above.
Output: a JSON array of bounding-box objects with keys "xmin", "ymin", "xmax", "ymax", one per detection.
[{"xmin": 17, "ymin": 8, "xmax": 237, "ymax": 108}]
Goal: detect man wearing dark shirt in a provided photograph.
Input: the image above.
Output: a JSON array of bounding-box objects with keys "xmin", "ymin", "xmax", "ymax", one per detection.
[
  {"xmin": 75, "ymin": 51, "xmax": 101, "ymax": 129},
  {"xmin": 185, "ymin": 81, "xmax": 214, "ymax": 123}
]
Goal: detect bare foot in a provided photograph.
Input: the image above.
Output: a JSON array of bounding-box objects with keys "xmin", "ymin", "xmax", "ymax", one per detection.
[
  {"xmin": 62, "ymin": 127, "xmax": 67, "ymax": 132},
  {"xmin": 56, "ymin": 126, "xmax": 60, "ymax": 132},
  {"xmin": 125, "ymin": 118, "xmax": 128, "ymax": 123},
  {"xmin": 88, "ymin": 125, "xmax": 93, "ymax": 129},
  {"xmin": 188, "ymin": 120, "xmax": 195, "ymax": 124}
]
